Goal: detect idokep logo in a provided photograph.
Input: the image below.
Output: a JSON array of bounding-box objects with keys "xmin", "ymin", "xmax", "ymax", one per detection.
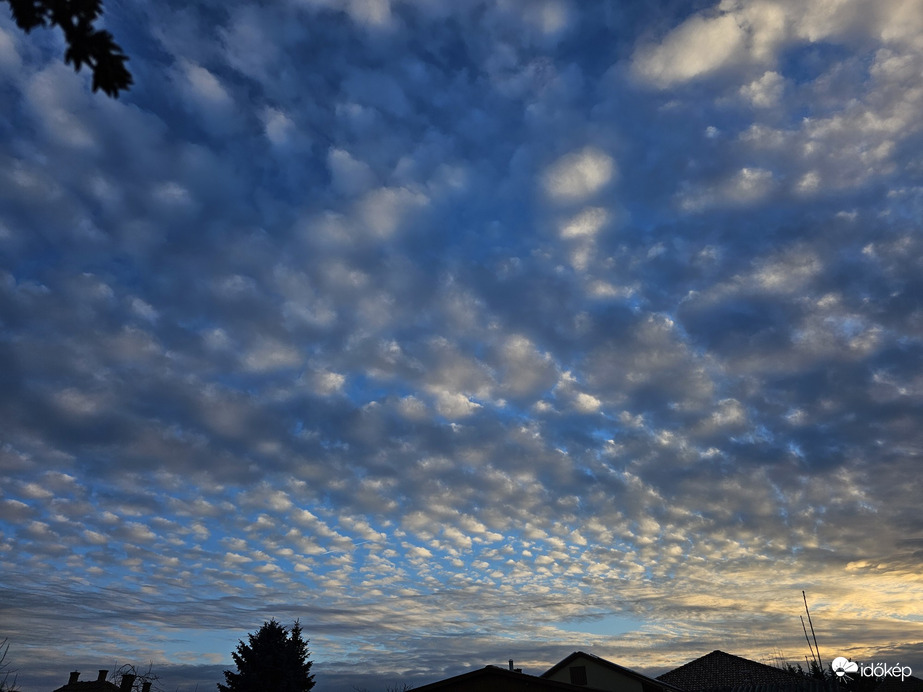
[
  {"xmin": 831, "ymin": 657, "xmax": 913, "ymax": 682},
  {"xmin": 832, "ymin": 657, "xmax": 859, "ymax": 679}
]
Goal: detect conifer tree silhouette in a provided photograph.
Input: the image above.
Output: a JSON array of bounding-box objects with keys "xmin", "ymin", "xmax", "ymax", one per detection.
[{"xmin": 218, "ymin": 620, "xmax": 315, "ymax": 692}]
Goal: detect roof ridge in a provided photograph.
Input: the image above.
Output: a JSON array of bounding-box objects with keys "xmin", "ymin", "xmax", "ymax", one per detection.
[
  {"xmin": 656, "ymin": 650, "xmax": 808, "ymax": 691},
  {"xmin": 542, "ymin": 651, "xmax": 686, "ymax": 692}
]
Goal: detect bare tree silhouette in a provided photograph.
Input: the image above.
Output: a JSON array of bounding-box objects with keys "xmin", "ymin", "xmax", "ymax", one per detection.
[
  {"xmin": 107, "ymin": 662, "xmax": 162, "ymax": 692},
  {"xmin": 0, "ymin": 639, "xmax": 19, "ymax": 692}
]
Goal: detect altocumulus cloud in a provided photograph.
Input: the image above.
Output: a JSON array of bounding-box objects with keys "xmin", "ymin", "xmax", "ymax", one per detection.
[{"xmin": 2, "ymin": 1, "xmax": 923, "ymax": 691}]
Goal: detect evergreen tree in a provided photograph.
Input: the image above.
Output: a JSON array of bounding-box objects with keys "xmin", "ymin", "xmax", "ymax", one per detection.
[{"xmin": 218, "ymin": 619, "xmax": 315, "ymax": 692}]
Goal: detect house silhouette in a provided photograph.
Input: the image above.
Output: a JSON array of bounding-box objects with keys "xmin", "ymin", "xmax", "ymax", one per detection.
[
  {"xmin": 657, "ymin": 651, "xmax": 836, "ymax": 692},
  {"xmin": 52, "ymin": 671, "xmax": 151, "ymax": 692}
]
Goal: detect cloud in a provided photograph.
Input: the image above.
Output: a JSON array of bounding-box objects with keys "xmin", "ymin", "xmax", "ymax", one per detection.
[
  {"xmin": 432, "ymin": 390, "xmax": 482, "ymax": 419},
  {"xmin": 172, "ymin": 59, "xmax": 243, "ymax": 137},
  {"xmin": 632, "ymin": 12, "xmax": 748, "ymax": 87},
  {"xmin": 0, "ymin": 21, "xmax": 22, "ymax": 75},
  {"xmin": 262, "ymin": 107, "xmax": 297, "ymax": 147},
  {"xmin": 25, "ymin": 65, "xmax": 99, "ymax": 150},
  {"xmin": 327, "ymin": 148, "xmax": 377, "ymax": 196},
  {"xmin": 560, "ymin": 207, "xmax": 610, "ymax": 239},
  {"xmin": 357, "ymin": 186, "xmax": 429, "ymax": 238},
  {"xmin": 543, "ymin": 147, "xmax": 616, "ymax": 203},
  {"xmin": 242, "ymin": 338, "xmax": 302, "ymax": 372},
  {"xmin": 2, "ymin": 1, "xmax": 923, "ymax": 690},
  {"xmin": 678, "ymin": 167, "xmax": 775, "ymax": 211},
  {"xmin": 179, "ymin": 60, "xmax": 233, "ymax": 107},
  {"xmin": 344, "ymin": 0, "xmax": 395, "ymax": 29},
  {"xmin": 739, "ymin": 70, "xmax": 785, "ymax": 107}
]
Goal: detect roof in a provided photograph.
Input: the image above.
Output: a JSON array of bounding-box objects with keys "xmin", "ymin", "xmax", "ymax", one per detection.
[
  {"xmin": 414, "ymin": 665, "xmax": 594, "ymax": 691},
  {"xmin": 542, "ymin": 651, "xmax": 687, "ymax": 692},
  {"xmin": 874, "ymin": 676, "xmax": 923, "ymax": 692},
  {"xmin": 677, "ymin": 683, "xmax": 835, "ymax": 692},
  {"xmin": 52, "ymin": 682, "xmax": 122, "ymax": 692},
  {"xmin": 52, "ymin": 670, "xmax": 130, "ymax": 692},
  {"xmin": 656, "ymin": 651, "xmax": 832, "ymax": 692}
]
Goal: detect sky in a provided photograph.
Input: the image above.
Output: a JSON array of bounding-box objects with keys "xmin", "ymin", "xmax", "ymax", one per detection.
[{"xmin": 1, "ymin": 0, "xmax": 923, "ymax": 690}]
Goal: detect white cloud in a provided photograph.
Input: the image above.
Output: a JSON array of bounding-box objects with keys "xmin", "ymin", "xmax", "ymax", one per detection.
[
  {"xmin": 632, "ymin": 12, "xmax": 746, "ymax": 87},
  {"xmin": 529, "ymin": 0, "xmax": 571, "ymax": 37},
  {"xmin": 634, "ymin": 0, "xmax": 923, "ymax": 91},
  {"xmin": 397, "ymin": 395, "xmax": 429, "ymax": 420},
  {"xmin": 26, "ymin": 66, "xmax": 97, "ymax": 149},
  {"xmin": 19, "ymin": 482, "xmax": 53, "ymax": 500},
  {"xmin": 83, "ymin": 529, "xmax": 109, "ymax": 545},
  {"xmin": 736, "ymin": 0, "xmax": 790, "ymax": 60},
  {"xmin": 495, "ymin": 0, "xmax": 574, "ymax": 44},
  {"xmin": 152, "ymin": 181, "xmax": 196, "ymax": 213},
  {"xmin": 348, "ymin": 0, "xmax": 393, "ymax": 28},
  {"xmin": 738, "ymin": 53, "xmax": 922, "ymax": 192},
  {"xmin": 313, "ymin": 370, "xmax": 346, "ymax": 395},
  {"xmin": 573, "ymin": 392, "xmax": 602, "ymax": 413},
  {"xmin": 0, "ymin": 24, "xmax": 21, "ymax": 74},
  {"xmin": 242, "ymin": 338, "xmax": 302, "ymax": 372},
  {"xmin": 795, "ymin": 171, "xmax": 821, "ymax": 194},
  {"xmin": 497, "ymin": 335, "xmax": 556, "ymax": 398},
  {"xmin": 442, "ymin": 526, "xmax": 473, "ymax": 550},
  {"xmin": 433, "ymin": 390, "xmax": 481, "ymax": 419},
  {"xmin": 739, "ymin": 70, "xmax": 785, "ymax": 107},
  {"xmin": 53, "ymin": 388, "xmax": 104, "ymax": 416},
  {"xmin": 175, "ymin": 59, "xmax": 239, "ymax": 134},
  {"xmin": 328, "ymin": 148, "xmax": 377, "ymax": 196},
  {"xmin": 543, "ymin": 148, "xmax": 615, "ymax": 203},
  {"xmin": 181, "ymin": 60, "xmax": 231, "ymax": 106},
  {"xmin": 224, "ymin": 552, "xmax": 252, "ymax": 565},
  {"xmin": 560, "ymin": 207, "xmax": 610, "ymax": 239},
  {"xmin": 357, "ymin": 186, "xmax": 428, "ymax": 239},
  {"xmin": 753, "ymin": 250, "xmax": 822, "ymax": 292},
  {"xmin": 262, "ymin": 107, "xmax": 296, "ymax": 147},
  {"xmin": 220, "ymin": 6, "xmax": 279, "ymax": 82},
  {"xmin": 125, "ymin": 522, "xmax": 157, "ymax": 542},
  {"xmin": 202, "ymin": 327, "xmax": 233, "ymax": 351},
  {"xmin": 875, "ymin": 0, "xmax": 923, "ymax": 49},
  {"xmin": 709, "ymin": 398, "xmax": 747, "ymax": 428},
  {"xmin": 679, "ymin": 167, "xmax": 774, "ymax": 211},
  {"xmin": 130, "ymin": 298, "xmax": 159, "ymax": 323}
]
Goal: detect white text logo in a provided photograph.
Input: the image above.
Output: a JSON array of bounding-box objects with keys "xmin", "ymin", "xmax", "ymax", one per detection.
[{"xmin": 831, "ymin": 657, "xmax": 913, "ymax": 682}]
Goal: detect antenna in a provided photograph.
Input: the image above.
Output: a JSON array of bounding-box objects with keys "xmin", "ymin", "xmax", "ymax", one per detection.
[
  {"xmin": 803, "ymin": 591, "xmax": 823, "ymax": 673},
  {"xmin": 801, "ymin": 616, "xmax": 818, "ymax": 670}
]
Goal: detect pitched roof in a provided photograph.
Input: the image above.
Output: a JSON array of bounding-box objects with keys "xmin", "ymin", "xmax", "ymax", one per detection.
[
  {"xmin": 414, "ymin": 665, "xmax": 592, "ymax": 691},
  {"xmin": 656, "ymin": 651, "xmax": 827, "ymax": 692},
  {"xmin": 874, "ymin": 676, "xmax": 923, "ymax": 692},
  {"xmin": 542, "ymin": 651, "xmax": 687, "ymax": 692},
  {"xmin": 52, "ymin": 681, "xmax": 122, "ymax": 692},
  {"xmin": 52, "ymin": 670, "xmax": 129, "ymax": 692}
]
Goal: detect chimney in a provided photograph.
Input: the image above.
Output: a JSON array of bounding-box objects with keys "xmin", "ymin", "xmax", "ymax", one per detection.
[
  {"xmin": 142, "ymin": 683, "xmax": 152, "ymax": 692},
  {"xmin": 69, "ymin": 672, "xmax": 80, "ymax": 685},
  {"xmin": 98, "ymin": 671, "xmax": 109, "ymax": 682},
  {"xmin": 120, "ymin": 674, "xmax": 136, "ymax": 692}
]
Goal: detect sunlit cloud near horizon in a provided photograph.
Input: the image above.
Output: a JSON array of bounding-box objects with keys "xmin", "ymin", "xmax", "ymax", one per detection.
[{"xmin": 1, "ymin": 0, "xmax": 922, "ymax": 690}]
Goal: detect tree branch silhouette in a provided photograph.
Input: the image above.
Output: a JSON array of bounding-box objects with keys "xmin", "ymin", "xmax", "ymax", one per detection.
[{"xmin": 3, "ymin": 0, "xmax": 132, "ymax": 96}]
